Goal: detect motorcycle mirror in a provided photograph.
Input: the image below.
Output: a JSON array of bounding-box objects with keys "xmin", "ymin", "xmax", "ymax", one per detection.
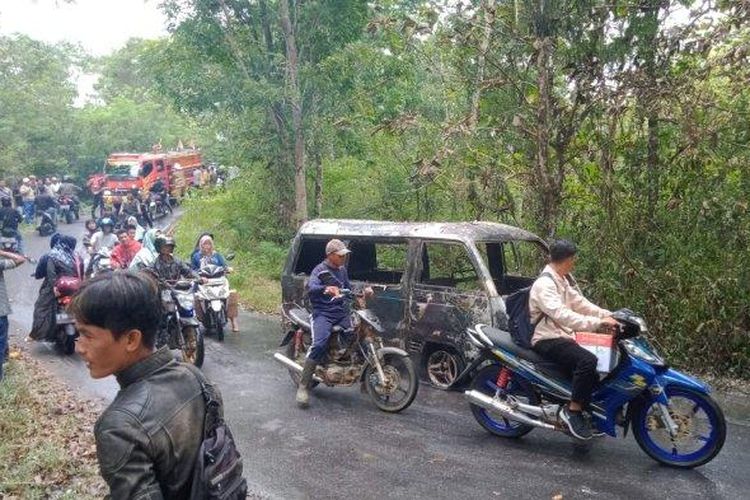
[{"xmin": 225, "ymin": 252, "xmax": 235, "ymax": 261}]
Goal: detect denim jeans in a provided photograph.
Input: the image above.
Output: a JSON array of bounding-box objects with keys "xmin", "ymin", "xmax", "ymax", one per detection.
[
  {"xmin": 22, "ymin": 201, "xmax": 35, "ymax": 224},
  {"xmin": 0, "ymin": 316, "xmax": 8, "ymax": 382}
]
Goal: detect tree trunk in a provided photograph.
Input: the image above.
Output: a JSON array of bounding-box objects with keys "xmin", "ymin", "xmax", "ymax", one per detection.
[
  {"xmin": 534, "ymin": 35, "xmax": 556, "ymax": 238},
  {"xmin": 279, "ymin": 0, "xmax": 307, "ymax": 227},
  {"xmin": 313, "ymin": 150, "xmax": 323, "ymax": 217},
  {"xmin": 468, "ymin": 0, "xmax": 496, "ymax": 130}
]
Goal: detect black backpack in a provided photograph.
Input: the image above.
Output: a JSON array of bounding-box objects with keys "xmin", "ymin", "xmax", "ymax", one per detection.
[
  {"xmin": 504, "ymin": 272, "xmax": 553, "ymax": 349},
  {"xmin": 187, "ymin": 367, "xmax": 248, "ymax": 500}
]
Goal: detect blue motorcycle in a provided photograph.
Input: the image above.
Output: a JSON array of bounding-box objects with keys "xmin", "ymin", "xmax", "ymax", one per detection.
[{"xmin": 457, "ymin": 309, "xmax": 726, "ymax": 468}]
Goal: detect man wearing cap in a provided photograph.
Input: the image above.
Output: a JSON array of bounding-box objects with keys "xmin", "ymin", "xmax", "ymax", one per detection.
[
  {"xmin": 19, "ymin": 178, "xmax": 36, "ymax": 224},
  {"xmin": 296, "ymin": 239, "xmax": 354, "ymax": 408}
]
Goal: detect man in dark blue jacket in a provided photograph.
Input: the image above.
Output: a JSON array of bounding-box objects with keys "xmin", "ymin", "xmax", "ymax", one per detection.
[{"xmin": 297, "ymin": 239, "xmax": 353, "ymax": 408}]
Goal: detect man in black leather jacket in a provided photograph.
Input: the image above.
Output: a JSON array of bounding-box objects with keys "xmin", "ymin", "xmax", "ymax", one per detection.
[{"xmin": 70, "ymin": 271, "xmax": 222, "ymax": 499}]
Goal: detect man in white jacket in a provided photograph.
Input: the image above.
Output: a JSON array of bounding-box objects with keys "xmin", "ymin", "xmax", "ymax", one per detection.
[{"xmin": 529, "ymin": 239, "xmax": 618, "ymax": 439}]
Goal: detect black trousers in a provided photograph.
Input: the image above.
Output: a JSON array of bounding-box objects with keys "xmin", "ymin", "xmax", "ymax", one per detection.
[{"xmin": 533, "ymin": 337, "xmax": 599, "ymax": 407}]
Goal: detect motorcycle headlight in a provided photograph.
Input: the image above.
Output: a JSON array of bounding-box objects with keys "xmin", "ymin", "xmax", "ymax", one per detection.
[
  {"xmin": 622, "ymin": 338, "xmax": 665, "ymax": 366},
  {"xmin": 176, "ymin": 292, "xmax": 194, "ymax": 310}
]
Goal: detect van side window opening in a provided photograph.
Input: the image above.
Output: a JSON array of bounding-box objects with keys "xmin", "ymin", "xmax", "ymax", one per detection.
[
  {"xmin": 348, "ymin": 240, "xmax": 408, "ymax": 285},
  {"xmin": 293, "ymin": 239, "xmax": 327, "ymax": 275},
  {"xmin": 503, "ymin": 241, "xmax": 546, "ymax": 277},
  {"xmin": 419, "ymin": 242, "xmax": 481, "ymax": 292}
]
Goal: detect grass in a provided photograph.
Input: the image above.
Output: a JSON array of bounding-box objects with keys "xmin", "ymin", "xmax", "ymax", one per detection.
[
  {"xmin": 0, "ymin": 348, "xmax": 106, "ymax": 499},
  {"xmin": 173, "ymin": 188, "xmax": 285, "ymax": 314}
]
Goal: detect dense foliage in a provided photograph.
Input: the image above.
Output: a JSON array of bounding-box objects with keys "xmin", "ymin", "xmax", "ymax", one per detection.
[{"xmin": 1, "ymin": 1, "xmax": 748, "ymax": 377}]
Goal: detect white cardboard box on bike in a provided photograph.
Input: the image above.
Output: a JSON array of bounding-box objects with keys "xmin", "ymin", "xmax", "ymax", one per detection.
[{"xmin": 575, "ymin": 332, "xmax": 616, "ymax": 373}]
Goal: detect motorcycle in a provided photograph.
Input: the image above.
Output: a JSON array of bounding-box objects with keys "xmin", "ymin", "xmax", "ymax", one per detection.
[
  {"xmin": 87, "ymin": 247, "xmax": 113, "ymax": 278},
  {"xmin": 37, "ymin": 208, "xmax": 56, "ymax": 237},
  {"xmin": 274, "ymin": 271, "xmax": 419, "ymax": 413},
  {"xmin": 195, "ymin": 262, "xmax": 231, "ymax": 341},
  {"xmin": 156, "ymin": 278, "xmax": 205, "ymax": 367},
  {"xmin": 58, "ymin": 195, "xmax": 74, "ymax": 224},
  {"xmin": 0, "ymin": 232, "xmax": 18, "ymax": 253},
  {"xmin": 456, "ymin": 309, "xmax": 726, "ymax": 468},
  {"xmin": 146, "ymin": 192, "xmax": 172, "ymax": 221},
  {"xmin": 53, "ymin": 276, "xmax": 82, "ymax": 355}
]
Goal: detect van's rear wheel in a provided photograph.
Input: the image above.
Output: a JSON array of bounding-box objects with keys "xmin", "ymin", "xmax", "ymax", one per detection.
[{"xmin": 425, "ymin": 347, "xmax": 463, "ymax": 389}]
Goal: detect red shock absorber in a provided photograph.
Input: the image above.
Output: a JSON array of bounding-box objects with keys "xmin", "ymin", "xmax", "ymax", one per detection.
[{"xmin": 496, "ymin": 366, "xmax": 511, "ymax": 390}]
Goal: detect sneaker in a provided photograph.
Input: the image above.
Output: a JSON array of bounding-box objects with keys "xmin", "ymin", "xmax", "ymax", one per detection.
[{"xmin": 560, "ymin": 407, "xmax": 592, "ymax": 440}]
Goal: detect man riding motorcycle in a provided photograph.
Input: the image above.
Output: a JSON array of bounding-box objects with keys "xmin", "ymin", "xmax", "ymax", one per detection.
[
  {"xmin": 89, "ymin": 218, "xmax": 118, "ymax": 255},
  {"xmin": 151, "ymin": 236, "xmax": 201, "ymax": 283},
  {"xmin": 529, "ymin": 239, "xmax": 619, "ymax": 440},
  {"xmin": 296, "ymin": 239, "xmax": 372, "ymax": 408}
]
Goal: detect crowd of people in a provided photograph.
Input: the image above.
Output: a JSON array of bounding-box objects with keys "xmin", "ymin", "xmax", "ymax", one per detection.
[{"xmin": 0, "ymin": 176, "xmax": 82, "ymax": 251}]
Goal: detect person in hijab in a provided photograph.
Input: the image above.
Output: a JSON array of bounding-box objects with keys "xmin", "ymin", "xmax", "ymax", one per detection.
[
  {"xmin": 128, "ymin": 228, "xmax": 161, "ymax": 271},
  {"xmin": 30, "ymin": 234, "xmax": 83, "ymax": 341},
  {"xmin": 190, "ymin": 233, "xmax": 239, "ymax": 332},
  {"xmin": 190, "ymin": 234, "xmax": 228, "ymax": 270},
  {"xmin": 126, "ymin": 215, "xmax": 146, "ymax": 242}
]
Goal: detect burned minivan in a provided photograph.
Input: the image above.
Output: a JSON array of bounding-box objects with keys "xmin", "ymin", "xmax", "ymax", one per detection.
[{"xmin": 281, "ymin": 219, "xmax": 549, "ymax": 389}]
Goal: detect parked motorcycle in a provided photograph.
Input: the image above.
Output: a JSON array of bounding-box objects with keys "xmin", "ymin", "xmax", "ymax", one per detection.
[
  {"xmin": 54, "ymin": 276, "xmax": 82, "ymax": 355},
  {"xmin": 156, "ymin": 278, "xmax": 205, "ymax": 367},
  {"xmin": 195, "ymin": 263, "xmax": 231, "ymax": 341},
  {"xmin": 0, "ymin": 233, "xmax": 18, "ymax": 253},
  {"xmin": 274, "ymin": 271, "xmax": 419, "ymax": 413},
  {"xmin": 456, "ymin": 309, "xmax": 726, "ymax": 468},
  {"xmin": 37, "ymin": 208, "xmax": 56, "ymax": 237}
]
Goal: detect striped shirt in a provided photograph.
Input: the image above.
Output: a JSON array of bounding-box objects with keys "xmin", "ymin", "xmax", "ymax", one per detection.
[{"xmin": 0, "ymin": 258, "xmax": 21, "ymax": 317}]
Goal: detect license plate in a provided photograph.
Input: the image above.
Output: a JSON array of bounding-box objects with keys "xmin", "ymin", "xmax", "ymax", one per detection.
[
  {"xmin": 60, "ymin": 205, "xmax": 70, "ymax": 210},
  {"xmin": 56, "ymin": 313, "xmax": 73, "ymax": 324}
]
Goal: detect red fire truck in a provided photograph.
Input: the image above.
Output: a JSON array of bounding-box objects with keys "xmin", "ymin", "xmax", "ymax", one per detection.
[{"xmin": 88, "ymin": 149, "xmax": 204, "ymax": 202}]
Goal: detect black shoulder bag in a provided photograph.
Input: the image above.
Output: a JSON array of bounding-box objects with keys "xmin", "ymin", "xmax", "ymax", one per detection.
[{"xmin": 187, "ymin": 367, "xmax": 248, "ymax": 500}]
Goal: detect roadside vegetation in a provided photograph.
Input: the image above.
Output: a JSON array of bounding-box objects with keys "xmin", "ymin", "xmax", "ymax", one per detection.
[
  {"xmin": 3, "ymin": 2, "xmax": 748, "ymax": 378},
  {"xmin": 0, "ymin": 348, "xmax": 106, "ymax": 499},
  {"xmin": 173, "ymin": 186, "xmax": 286, "ymax": 314}
]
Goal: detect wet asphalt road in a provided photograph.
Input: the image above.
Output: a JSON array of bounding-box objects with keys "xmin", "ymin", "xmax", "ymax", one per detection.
[{"xmin": 5, "ymin": 216, "xmax": 750, "ymax": 499}]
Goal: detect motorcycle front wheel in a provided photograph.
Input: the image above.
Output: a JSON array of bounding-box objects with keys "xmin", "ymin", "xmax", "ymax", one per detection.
[
  {"xmin": 180, "ymin": 325, "xmax": 205, "ymax": 368},
  {"xmin": 364, "ymin": 353, "xmax": 418, "ymax": 413},
  {"xmin": 214, "ymin": 309, "xmax": 225, "ymax": 342},
  {"xmin": 631, "ymin": 386, "xmax": 726, "ymax": 468},
  {"xmin": 469, "ymin": 364, "xmax": 538, "ymax": 438}
]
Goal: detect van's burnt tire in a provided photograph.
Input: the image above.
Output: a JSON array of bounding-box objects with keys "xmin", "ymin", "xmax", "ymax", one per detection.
[
  {"xmin": 285, "ymin": 334, "xmax": 318, "ymax": 389},
  {"xmin": 424, "ymin": 346, "xmax": 464, "ymax": 389}
]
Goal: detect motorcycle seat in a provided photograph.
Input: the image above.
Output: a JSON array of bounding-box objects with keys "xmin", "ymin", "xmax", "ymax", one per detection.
[
  {"xmin": 288, "ymin": 307, "xmax": 311, "ymax": 331},
  {"xmin": 477, "ymin": 325, "xmax": 571, "ymax": 383}
]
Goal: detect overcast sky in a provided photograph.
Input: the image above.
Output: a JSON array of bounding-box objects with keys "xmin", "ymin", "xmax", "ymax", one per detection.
[{"xmin": 0, "ymin": 0, "xmax": 167, "ymax": 56}]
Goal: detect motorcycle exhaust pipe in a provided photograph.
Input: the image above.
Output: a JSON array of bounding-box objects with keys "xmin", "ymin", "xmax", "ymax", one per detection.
[
  {"xmin": 273, "ymin": 352, "xmax": 324, "ymax": 383},
  {"xmin": 464, "ymin": 389, "xmax": 556, "ymax": 430}
]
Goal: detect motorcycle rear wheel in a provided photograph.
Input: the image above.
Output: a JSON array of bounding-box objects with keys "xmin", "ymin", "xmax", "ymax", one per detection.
[
  {"xmin": 285, "ymin": 334, "xmax": 318, "ymax": 389},
  {"xmin": 364, "ymin": 353, "xmax": 418, "ymax": 413},
  {"xmin": 631, "ymin": 386, "xmax": 726, "ymax": 468},
  {"xmin": 469, "ymin": 364, "xmax": 538, "ymax": 438}
]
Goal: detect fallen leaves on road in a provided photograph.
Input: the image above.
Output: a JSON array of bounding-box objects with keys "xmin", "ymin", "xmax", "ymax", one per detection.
[{"xmin": 0, "ymin": 344, "xmax": 107, "ymax": 499}]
